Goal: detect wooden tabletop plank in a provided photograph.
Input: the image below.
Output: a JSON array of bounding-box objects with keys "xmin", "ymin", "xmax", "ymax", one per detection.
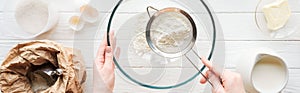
[
  {"xmin": 208, "ymin": 0, "xmax": 300, "ymax": 13},
  {"xmin": 99, "ymin": 0, "xmax": 300, "ymax": 13},
  {"xmin": 110, "ymin": 68, "xmax": 300, "ymax": 92},
  {"xmin": 1, "ymin": 0, "xmax": 299, "ymax": 13},
  {"xmin": 1, "ymin": 40, "xmax": 300, "ymax": 68},
  {"xmin": 1, "ymin": 13, "xmax": 299, "ymax": 40}
]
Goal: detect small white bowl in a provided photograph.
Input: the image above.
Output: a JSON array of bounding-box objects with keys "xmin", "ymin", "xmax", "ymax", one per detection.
[{"xmin": 7, "ymin": 0, "xmax": 59, "ymax": 39}]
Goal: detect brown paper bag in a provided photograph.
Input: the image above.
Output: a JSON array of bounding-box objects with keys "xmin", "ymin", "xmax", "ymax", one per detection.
[{"xmin": 0, "ymin": 40, "xmax": 86, "ymax": 93}]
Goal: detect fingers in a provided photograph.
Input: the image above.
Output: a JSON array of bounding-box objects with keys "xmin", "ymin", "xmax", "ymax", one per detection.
[
  {"xmin": 108, "ymin": 31, "xmax": 121, "ymax": 60},
  {"xmin": 200, "ymin": 57, "xmax": 220, "ymax": 87},
  {"xmin": 109, "ymin": 31, "xmax": 116, "ymax": 50},
  {"xmin": 104, "ymin": 46, "xmax": 115, "ymax": 70},
  {"xmin": 201, "ymin": 57, "xmax": 213, "ymax": 70},
  {"xmin": 220, "ymin": 70, "xmax": 238, "ymax": 87},
  {"xmin": 96, "ymin": 32, "xmax": 108, "ymax": 58},
  {"xmin": 107, "ymin": 31, "xmax": 116, "ymax": 68},
  {"xmin": 207, "ymin": 71, "xmax": 225, "ymax": 93},
  {"xmin": 200, "ymin": 57, "xmax": 212, "ymax": 84},
  {"xmin": 213, "ymin": 86, "xmax": 226, "ymax": 93},
  {"xmin": 115, "ymin": 47, "xmax": 121, "ymax": 60},
  {"xmin": 108, "ymin": 30, "xmax": 118, "ymax": 59},
  {"xmin": 95, "ymin": 32, "xmax": 108, "ymax": 69},
  {"xmin": 200, "ymin": 77, "xmax": 206, "ymax": 84},
  {"xmin": 200, "ymin": 70, "xmax": 209, "ymax": 84}
]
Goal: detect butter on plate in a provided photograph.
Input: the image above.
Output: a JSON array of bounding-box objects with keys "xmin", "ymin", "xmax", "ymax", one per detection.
[{"xmin": 263, "ymin": 0, "xmax": 291, "ymax": 31}]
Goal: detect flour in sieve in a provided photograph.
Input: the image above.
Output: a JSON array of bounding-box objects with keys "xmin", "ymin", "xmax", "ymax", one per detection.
[
  {"xmin": 15, "ymin": 0, "xmax": 49, "ymax": 34},
  {"xmin": 131, "ymin": 11, "xmax": 192, "ymax": 56},
  {"xmin": 151, "ymin": 11, "xmax": 192, "ymax": 53},
  {"xmin": 157, "ymin": 30, "xmax": 191, "ymax": 48}
]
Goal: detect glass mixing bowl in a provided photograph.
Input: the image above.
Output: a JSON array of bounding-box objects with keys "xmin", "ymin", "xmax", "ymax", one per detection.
[{"xmin": 98, "ymin": 0, "xmax": 224, "ymax": 89}]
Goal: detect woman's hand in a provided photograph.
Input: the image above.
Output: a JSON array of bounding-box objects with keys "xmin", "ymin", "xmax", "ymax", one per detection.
[
  {"xmin": 200, "ymin": 57, "xmax": 246, "ymax": 93},
  {"xmin": 94, "ymin": 31, "xmax": 119, "ymax": 91}
]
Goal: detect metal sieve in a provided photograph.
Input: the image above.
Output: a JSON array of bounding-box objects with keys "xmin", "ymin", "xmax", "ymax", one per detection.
[
  {"xmin": 146, "ymin": 6, "xmax": 197, "ymax": 58},
  {"xmin": 145, "ymin": 6, "xmax": 213, "ymax": 86}
]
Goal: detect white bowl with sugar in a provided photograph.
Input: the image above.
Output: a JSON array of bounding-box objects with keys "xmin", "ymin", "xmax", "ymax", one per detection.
[{"xmin": 13, "ymin": 0, "xmax": 58, "ymax": 38}]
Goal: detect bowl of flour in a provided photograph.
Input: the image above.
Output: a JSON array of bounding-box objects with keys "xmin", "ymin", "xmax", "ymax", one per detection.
[{"xmin": 12, "ymin": 0, "xmax": 58, "ymax": 38}]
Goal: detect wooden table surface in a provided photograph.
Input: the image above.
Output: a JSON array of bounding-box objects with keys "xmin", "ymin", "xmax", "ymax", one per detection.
[{"xmin": 0, "ymin": 0, "xmax": 300, "ymax": 93}]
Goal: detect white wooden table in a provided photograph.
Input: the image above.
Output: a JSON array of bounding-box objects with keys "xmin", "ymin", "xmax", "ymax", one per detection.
[{"xmin": 1, "ymin": 0, "xmax": 300, "ymax": 93}]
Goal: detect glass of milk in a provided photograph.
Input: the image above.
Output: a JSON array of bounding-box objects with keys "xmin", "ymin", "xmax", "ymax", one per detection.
[{"xmin": 236, "ymin": 48, "xmax": 288, "ymax": 93}]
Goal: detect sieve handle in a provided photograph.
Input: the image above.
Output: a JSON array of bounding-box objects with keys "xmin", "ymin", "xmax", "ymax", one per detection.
[
  {"xmin": 184, "ymin": 54, "xmax": 214, "ymax": 87},
  {"xmin": 189, "ymin": 49, "xmax": 223, "ymax": 88},
  {"xmin": 147, "ymin": 6, "xmax": 159, "ymax": 18}
]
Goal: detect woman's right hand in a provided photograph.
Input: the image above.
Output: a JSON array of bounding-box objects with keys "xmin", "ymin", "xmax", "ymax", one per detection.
[{"xmin": 200, "ymin": 57, "xmax": 246, "ymax": 93}]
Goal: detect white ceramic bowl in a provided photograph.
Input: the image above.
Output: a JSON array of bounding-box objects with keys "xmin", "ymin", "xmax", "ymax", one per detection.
[
  {"xmin": 236, "ymin": 48, "xmax": 288, "ymax": 93},
  {"xmin": 4, "ymin": 0, "xmax": 58, "ymax": 39}
]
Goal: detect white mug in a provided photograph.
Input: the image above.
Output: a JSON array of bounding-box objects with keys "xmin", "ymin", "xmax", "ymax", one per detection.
[{"xmin": 236, "ymin": 48, "xmax": 288, "ymax": 93}]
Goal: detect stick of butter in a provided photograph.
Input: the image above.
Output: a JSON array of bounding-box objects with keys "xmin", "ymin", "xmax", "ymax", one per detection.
[{"xmin": 263, "ymin": 0, "xmax": 291, "ymax": 31}]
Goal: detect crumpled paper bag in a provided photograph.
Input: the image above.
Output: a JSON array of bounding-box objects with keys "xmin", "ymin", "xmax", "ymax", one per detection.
[{"xmin": 0, "ymin": 40, "xmax": 86, "ymax": 93}]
